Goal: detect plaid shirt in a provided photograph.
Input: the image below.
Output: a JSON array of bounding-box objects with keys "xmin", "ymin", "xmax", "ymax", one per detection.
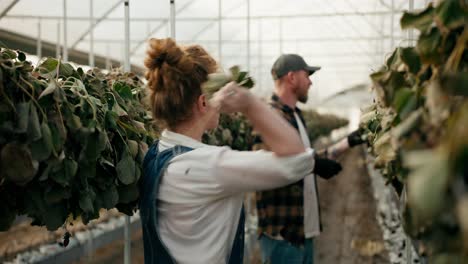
[{"xmin": 254, "ymin": 94, "xmax": 320, "ymax": 246}]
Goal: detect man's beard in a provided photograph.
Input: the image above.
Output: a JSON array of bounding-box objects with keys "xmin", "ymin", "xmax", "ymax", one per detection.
[{"xmin": 298, "ymin": 93, "xmax": 308, "ymax": 103}]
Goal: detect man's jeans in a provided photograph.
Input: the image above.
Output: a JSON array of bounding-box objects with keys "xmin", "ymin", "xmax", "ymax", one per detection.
[{"xmin": 259, "ymin": 235, "xmax": 314, "ymax": 264}]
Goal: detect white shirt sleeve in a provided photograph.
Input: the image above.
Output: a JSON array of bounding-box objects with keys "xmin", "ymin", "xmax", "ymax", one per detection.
[
  {"xmin": 162, "ymin": 146, "xmax": 315, "ymax": 203},
  {"xmin": 213, "ymin": 147, "xmax": 315, "ymax": 194}
]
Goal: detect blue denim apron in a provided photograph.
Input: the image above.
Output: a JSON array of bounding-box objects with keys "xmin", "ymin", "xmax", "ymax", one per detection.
[{"xmin": 139, "ymin": 141, "xmax": 245, "ymax": 264}]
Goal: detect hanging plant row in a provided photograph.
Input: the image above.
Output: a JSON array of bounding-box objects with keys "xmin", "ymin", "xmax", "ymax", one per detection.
[
  {"xmin": 360, "ymin": 0, "xmax": 468, "ymax": 261},
  {"xmin": 0, "ymin": 46, "xmax": 157, "ymax": 231}
]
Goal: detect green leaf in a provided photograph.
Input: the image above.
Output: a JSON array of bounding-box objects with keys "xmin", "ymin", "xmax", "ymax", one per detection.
[
  {"xmin": 114, "ymin": 82, "xmax": 132, "ymax": 100},
  {"xmin": 105, "ymin": 110, "xmax": 118, "ymax": 129},
  {"xmin": 400, "ymin": 4, "xmax": 434, "ymax": 32},
  {"xmin": 0, "ymin": 204, "xmax": 16, "ymax": 231},
  {"xmin": 117, "ymin": 183, "xmax": 139, "ymax": 203},
  {"xmin": 406, "ymin": 150, "xmax": 449, "ymax": 224},
  {"xmin": 38, "ymin": 162, "xmax": 53, "ymax": 181},
  {"xmin": 417, "ymin": 27, "xmax": 442, "ymax": 64},
  {"xmin": 15, "ymin": 102, "xmax": 30, "ymax": 133},
  {"xmin": 37, "ymin": 58, "xmax": 58, "ymax": 79},
  {"xmin": 372, "ymin": 70, "xmax": 407, "ymax": 107},
  {"xmin": 27, "ymin": 104, "xmax": 42, "ymax": 141},
  {"xmin": 39, "ymin": 80, "xmax": 57, "ymax": 99},
  {"xmin": 59, "ymin": 62, "xmax": 75, "ymax": 78},
  {"xmin": 440, "ymin": 72, "xmax": 468, "ymax": 96},
  {"xmin": 17, "ymin": 51, "xmax": 26, "ymax": 62},
  {"xmin": 229, "ymin": 65, "xmax": 241, "ymax": 80},
  {"xmin": 2, "ymin": 49, "xmax": 17, "ymax": 59},
  {"xmin": 49, "ymin": 124, "xmax": 65, "ymax": 155},
  {"xmin": 239, "ymin": 77, "xmax": 255, "ymax": 88},
  {"xmin": 128, "ymin": 140, "xmax": 139, "ymax": 158},
  {"xmin": 393, "ymin": 109, "xmax": 423, "ymax": 140},
  {"xmin": 42, "ymin": 203, "xmax": 67, "ymax": 231},
  {"xmin": 79, "ymin": 189, "xmax": 96, "ymax": 214},
  {"xmin": 42, "ymin": 121, "xmax": 54, "ymax": 156},
  {"xmin": 400, "ymin": 47, "xmax": 422, "ymax": 75},
  {"xmin": 81, "ymin": 130, "xmax": 108, "ymax": 161},
  {"xmin": 435, "ymin": 0, "xmax": 467, "ymax": 30},
  {"xmin": 116, "ymin": 150, "xmax": 137, "ymax": 185},
  {"xmin": 113, "ymin": 102, "xmax": 128, "ymax": 116},
  {"xmin": 64, "ymin": 158, "xmax": 78, "ymax": 179},
  {"xmin": 44, "ymin": 186, "xmax": 71, "ymax": 204},
  {"xmin": 100, "ymin": 186, "xmax": 119, "ymax": 209},
  {"xmin": 1, "ymin": 143, "xmax": 38, "ymax": 186},
  {"xmin": 392, "ymin": 89, "xmax": 418, "ymax": 119}
]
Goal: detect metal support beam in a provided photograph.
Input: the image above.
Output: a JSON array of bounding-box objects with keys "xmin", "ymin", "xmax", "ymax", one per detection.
[
  {"xmin": 391, "ymin": 0, "xmax": 395, "ymax": 50},
  {"xmin": 56, "ymin": 22, "xmax": 61, "ymax": 58},
  {"xmin": 129, "ymin": 0, "xmax": 193, "ymax": 56},
  {"xmin": 5, "ymin": 10, "xmax": 407, "ymax": 22},
  {"xmin": 70, "ymin": 0, "xmax": 125, "ymax": 49},
  {"xmin": 408, "ymin": 0, "xmax": 414, "ymax": 47},
  {"xmin": 258, "ymin": 19, "xmax": 262, "ymax": 91},
  {"xmin": 130, "ymin": 21, "xmax": 167, "ymax": 56},
  {"xmin": 218, "ymin": 0, "xmax": 222, "ymax": 63},
  {"xmin": 343, "ymin": 0, "xmax": 384, "ymax": 36},
  {"xmin": 279, "ymin": 18, "xmax": 283, "ymax": 54},
  {"xmin": 89, "ymin": 35, "xmax": 405, "ymax": 44},
  {"xmin": 123, "ymin": 1, "xmax": 131, "ymax": 261},
  {"xmin": 0, "ymin": 28, "xmax": 144, "ymax": 73},
  {"xmin": 246, "ymin": 0, "xmax": 250, "ymax": 70},
  {"xmin": 0, "ymin": 0, "xmax": 20, "ymax": 20},
  {"xmin": 37, "ymin": 19, "xmax": 42, "ymax": 60},
  {"xmin": 89, "ymin": 0, "xmax": 95, "ymax": 67},
  {"xmin": 170, "ymin": 0, "xmax": 175, "ymax": 38},
  {"xmin": 63, "ymin": 0, "xmax": 68, "ymax": 61}
]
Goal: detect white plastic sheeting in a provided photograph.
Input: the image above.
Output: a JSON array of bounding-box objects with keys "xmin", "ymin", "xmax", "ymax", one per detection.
[{"xmin": 0, "ymin": 0, "xmax": 431, "ymax": 105}]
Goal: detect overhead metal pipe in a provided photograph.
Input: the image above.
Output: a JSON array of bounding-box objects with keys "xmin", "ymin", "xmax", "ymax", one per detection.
[
  {"xmin": 124, "ymin": 2, "xmax": 131, "ymax": 264},
  {"xmin": 63, "ymin": 0, "xmax": 68, "ymax": 61},
  {"xmin": 218, "ymin": 0, "xmax": 222, "ymax": 64},
  {"xmin": 89, "ymin": 0, "xmax": 95, "ymax": 67},
  {"xmin": 56, "ymin": 22, "xmax": 61, "ymax": 59},
  {"xmin": 37, "ymin": 19, "xmax": 42, "ymax": 60},
  {"xmin": 170, "ymin": 0, "xmax": 175, "ymax": 38}
]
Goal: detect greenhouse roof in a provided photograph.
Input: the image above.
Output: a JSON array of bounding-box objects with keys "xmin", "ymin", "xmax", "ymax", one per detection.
[{"xmin": 0, "ymin": 0, "xmax": 430, "ymax": 107}]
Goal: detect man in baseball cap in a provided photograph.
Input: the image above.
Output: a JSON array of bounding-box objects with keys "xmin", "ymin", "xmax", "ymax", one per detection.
[
  {"xmin": 253, "ymin": 54, "xmax": 342, "ymax": 264},
  {"xmin": 271, "ymin": 54, "xmax": 321, "ymax": 80}
]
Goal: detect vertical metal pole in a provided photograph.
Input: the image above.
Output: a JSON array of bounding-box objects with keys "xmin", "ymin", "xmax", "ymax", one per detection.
[
  {"xmin": 379, "ymin": 4, "xmax": 385, "ymax": 65},
  {"xmin": 63, "ymin": 0, "xmax": 68, "ymax": 61},
  {"xmin": 37, "ymin": 19, "xmax": 42, "ymax": 60},
  {"xmin": 89, "ymin": 0, "xmax": 95, "ymax": 67},
  {"xmin": 106, "ymin": 44, "xmax": 111, "ymax": 70},
  {"xmin": 258, "ymin": 19, "xmax": 262, "ymax": 93},
  {"xmin": 246, "ymin": 0, "xmax": 250, "ymax": 71},
  {"xmin": 408, "ymin": 0, "xmax": 414, "ymax": 47},
  {"xmin": 279, "ymin": 17, "xmax": 283, "ymax": 54},
  {"xmin": 124, "ymin": 2, "xmax": 131, "ymax": 263},
  {"xmin": 56, "ymin": 22, "xmax": 61, "ymax": 59},
  {"xmin": 170, "ymin": 0, "xmax": 175, "ymax": 39},
  {"xmin": 218, "ymin": 0, "xmax": 222, "ymax": 64},
  {"xmin": 390, "ymin": 0, "xmax": 394, "ymax": 51}
]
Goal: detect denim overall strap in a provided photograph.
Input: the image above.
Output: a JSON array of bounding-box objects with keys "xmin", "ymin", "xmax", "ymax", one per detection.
[
  {"xmin": 140, "ymin": 141, "xmax": 194, "ymax": 264},
  {"xmin": 140, "ymin": 141, "xmax": 246, "ymax": 264},
  {"xmin": 228, "ymin": 205, "xmax": 245, "ymax": 264}
]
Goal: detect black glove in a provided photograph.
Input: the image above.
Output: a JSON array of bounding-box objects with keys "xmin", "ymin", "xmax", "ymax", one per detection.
[
  {"xmin": 313, "ymin": 157, "xmax": 342, "ymax": 179},
  {"xmin": 347, "ymin": 129, "xmax": 367, "ymax": 147}
]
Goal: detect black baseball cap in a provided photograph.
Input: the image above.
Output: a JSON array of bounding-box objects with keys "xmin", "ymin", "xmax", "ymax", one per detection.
[{"xmin": 271, "ymin": 54, "xmax": 321, "ymax": 80}]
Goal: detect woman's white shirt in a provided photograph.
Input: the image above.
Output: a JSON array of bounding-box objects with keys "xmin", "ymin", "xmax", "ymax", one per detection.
[{"xmin": 156, "ymin": 130, "xmax": 314, "ymax": 264}]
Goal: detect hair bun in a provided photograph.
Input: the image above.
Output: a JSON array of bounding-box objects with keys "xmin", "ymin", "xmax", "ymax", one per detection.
[
  {"xmin": 153, "ymin": 52, "xmax": 167, "ymax": 68},
  {"xmin": 144, "ymin": 38, "xmax": 192, "ymax": 72}
]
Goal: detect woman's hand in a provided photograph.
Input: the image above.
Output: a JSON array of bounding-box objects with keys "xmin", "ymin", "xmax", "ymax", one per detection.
[{"xmin": 209, "ymin": 82, "xmax": 253, "ymax": 114}]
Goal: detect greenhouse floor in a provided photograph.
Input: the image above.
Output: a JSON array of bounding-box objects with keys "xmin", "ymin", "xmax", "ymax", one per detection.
[{"xmin": 69, "ymin": 147, "xmax": 389, "ymax": 264}]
